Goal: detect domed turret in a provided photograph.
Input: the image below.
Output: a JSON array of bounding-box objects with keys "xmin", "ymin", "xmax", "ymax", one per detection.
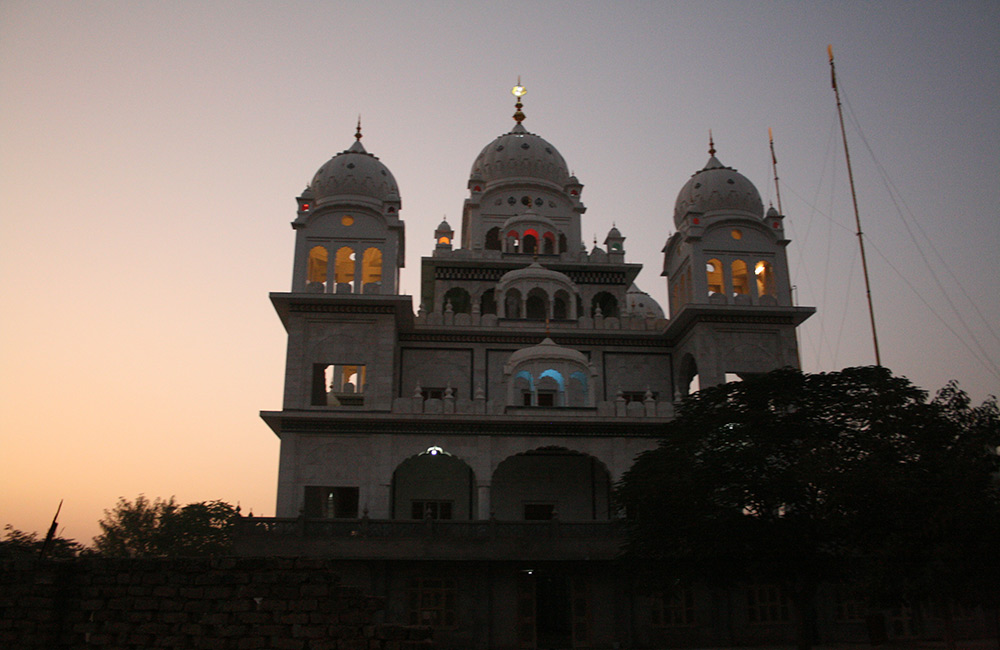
[
  {"xmin": 673, "ymin": 148, "xmax": 763, "ymax": 228},
  {"xmin": 290, "ymin": 123, "xmax": 405, "ymax": 295},
  {"xmin": 310, "ymin": 136, "xmax": 400, "ymax": 208}
]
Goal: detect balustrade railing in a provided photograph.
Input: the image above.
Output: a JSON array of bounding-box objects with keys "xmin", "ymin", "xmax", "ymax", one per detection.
[{"xmin": 236, "ymin": 516, "xmax": 620, "ymax": 540}]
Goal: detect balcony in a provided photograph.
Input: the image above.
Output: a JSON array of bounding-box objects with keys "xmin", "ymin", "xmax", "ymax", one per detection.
[{"xmin": 233, "ymin": 516, "xmax": 623, "ymax": 561}]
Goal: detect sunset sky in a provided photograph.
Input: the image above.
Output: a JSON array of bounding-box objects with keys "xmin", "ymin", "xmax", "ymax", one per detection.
[{"xmin": 2, "ymin": 1, "xmax": 998, "ymax": 545}]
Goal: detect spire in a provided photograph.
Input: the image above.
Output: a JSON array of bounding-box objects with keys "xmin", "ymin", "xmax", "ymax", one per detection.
[
  {"xmin": 355, "ymin": 116, "xmax": 363, "ymax": 141},
  {"xmin": 512, "ymin": 76, "xmax": 527, "ymax": 124},
  {"xmin": 708, "ymin": 129, "xmax": 716, "ymax": 157}
]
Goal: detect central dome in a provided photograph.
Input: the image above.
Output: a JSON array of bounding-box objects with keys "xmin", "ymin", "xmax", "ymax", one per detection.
[
  {"xmin": 310, "ymin": 140, "xmax": 400, "ymax": 207},
  {"xmin": 673, "ymin": 155, "xmax": 763, "ymax": 228},
  {"xmin": 470, "ymin": 123, "xmax": 571, "ymax": 188}
]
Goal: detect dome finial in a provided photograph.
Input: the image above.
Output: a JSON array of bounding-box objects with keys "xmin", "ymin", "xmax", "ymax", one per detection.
[
  {"xmin": 355, "ymin": 115, "xmax": 363, "ymax": 141},
  {"xmin": 708, "ymin": 129, "xmax": 716, "ymax": 157},
  {"xmin": 512, "ymin": 76, "xmax": 527, "ymax": 124}
]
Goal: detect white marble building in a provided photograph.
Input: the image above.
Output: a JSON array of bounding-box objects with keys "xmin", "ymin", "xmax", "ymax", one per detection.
[{"xmin": 253, "ymin": 91, "xmax": 817, "ymax": 648}]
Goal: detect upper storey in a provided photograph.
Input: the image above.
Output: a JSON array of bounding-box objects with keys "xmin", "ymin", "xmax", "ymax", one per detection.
[
  {"xmin": 460, "ymin": 85, "xmax": 586, "ymax": 255},
  {"xmin": 289, "ymin": 124, "xmax": 405, "ymax": 295}
]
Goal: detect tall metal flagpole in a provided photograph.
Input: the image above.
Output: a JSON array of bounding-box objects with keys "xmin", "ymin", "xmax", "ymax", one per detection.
[
  {"xmin": 768, "ymin": 128, "xmax": 785, "ymax": 216},
  {"xmin": 828, "ymin": 45, "xmax": 882, "ymax": 366}
]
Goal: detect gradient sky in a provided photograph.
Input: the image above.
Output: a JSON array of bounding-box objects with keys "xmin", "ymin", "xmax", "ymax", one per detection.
[{"xmin": 2, "ymin": 1, "xmax": 998, "ymax": 545}]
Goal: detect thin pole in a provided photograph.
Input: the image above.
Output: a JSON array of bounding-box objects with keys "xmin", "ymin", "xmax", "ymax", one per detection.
[
  {"xmin": 828, "ymin": 45, "xmax": 881, "ymax": 366},
  {"xmin": 768, "ymin": 127, "xmax": 785, "ymax": 216},
  {"xmin": 39, "ymin": 499, "xmax": 63, "ymax": 559}
]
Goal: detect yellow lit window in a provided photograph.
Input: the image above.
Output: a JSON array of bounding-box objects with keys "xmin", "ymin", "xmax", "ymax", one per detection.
[
  {"xmin": 706, "ymin": 259, "xmax": 724, "ymax": 295},
  {"xmin": 732, "ymin": 260, "xmax": 749, "ymax": 295},
  {"xmin": 755, "ymin": 260, "xmax": 775, "ymax": 297}
]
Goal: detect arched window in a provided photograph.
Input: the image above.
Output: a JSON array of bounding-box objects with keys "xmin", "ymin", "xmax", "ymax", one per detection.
[
  {"xmin": 504, "ymin": 289, "xmax": 522, "ymax": 318},
  {"xmin": 569, "ymin": 370, "xmax": 589, "ymax": 407},
  {"xmin": 335, "ymin": 247, "xmax": 355, "ymax": 292},
  {"xmin": 525, "ymin": 289, "xmax": 548, "ymax": 320},
  {"xmin": 361, "ymin": 247, "xmax": 382, "ymax": 293},
  {"xmin": 505, "ymin": 230, "xmax": 520, "ymax": 253},
  {"xmin": 553, "ymin": 290, "xmax": 570, "ymax": 320},
  {"xmin": 558, "ymin": 233, "xmax": 568, "ymax": 254},
  {"xmin": 522, "ymin": 229, "xmax": 538, "ymax": 255},
  {"xmin": 543, "ymin": 232, "xmax": 556, "ymax": 255},
  {"xmin": 443, "ymin": 287, "xmax": 471, "ymax": 314},
  {"xmin": 591, "ymin": 292, "xmax": 618, "ymax": 318},
  {"xmin": 537, "ymin": 370, "xmax": 565, "ymax": 407},
  {"xmin": 706, "ymin": 259, "xmax": 724, "ymax": 295},
  {"xmin": 755, "ymin": 260, "xmax": 775, "ymax": 297},
  {"xmin": 485, "ymin": 227, "xmax": 501, "ymax": 251},
  {"xmin": 732, "ymin": 260, "xmax": 750, "ymax": 296},
  {"xmin": 514, "ymin": 370, "xmax": 534, "ymax": 405},
  {"xmin": 480, "ymin": 289, "xmax": 497, "ymax": 315},
  {"xmin": 307, "ymin": 245, "xmax": 328, "ymax": 289}
]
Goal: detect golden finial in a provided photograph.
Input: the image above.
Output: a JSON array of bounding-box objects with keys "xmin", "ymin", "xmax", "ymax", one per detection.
[
  {"xmin": 355, "ymin": 116, "xmax": 362, "ymax": 141},
  {"xmin": 512, "ymin": 76, "xmax": 527, "ymax": 124},
  {"xmin": 708, "ymin": 129, "xmax": 716, "ymax": 157}
]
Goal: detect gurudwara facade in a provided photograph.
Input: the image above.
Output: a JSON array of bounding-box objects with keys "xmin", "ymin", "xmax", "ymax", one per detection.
[{"xmin": 237, "ymin": 85, "xmax": 907, "ymax": 648}]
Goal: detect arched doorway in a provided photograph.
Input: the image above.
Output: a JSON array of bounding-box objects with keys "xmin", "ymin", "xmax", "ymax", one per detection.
[
  {"xmin": 392, "ymin": 448, "xmax": 476, "ymax": 519},
  {"xmin": 491, "ymin": 447, "xmax": 611, "ymax": 520}
]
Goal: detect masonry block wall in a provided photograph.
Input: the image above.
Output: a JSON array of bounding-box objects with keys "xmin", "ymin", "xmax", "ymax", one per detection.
[{"xmin": 0, "ymin": 557, "xmax": 433, "ymax": 649}]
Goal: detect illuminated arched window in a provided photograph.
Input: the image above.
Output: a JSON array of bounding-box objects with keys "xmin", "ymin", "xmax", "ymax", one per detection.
[
  {"xmin": 522, "ymin": 229, "xmax": 539, "ymax": 255},
  {"xmin": 506, "ymin": 230, "xmax": 520, "ymax": 253},
  {"xmin": 569, "ymin": 370, "xmax": 588, "ymax": 407},
  {"xmin": 706, "ymin": 259, "xmax": 724, "ymax": 295},
  {"xmin": 335, "ymin": 247, "xmax": 355, "ymax": 292},
  {"xmin": 361, "ymin": 248, "xmax": 382, "ymax": 292},
  {"xmin": 537, "ymin": 369, "xmax": 565, "ymax": 407},
  {"xmin": 307, "ymin": 246, "xmax": 328, "ymax": 288},
  {"xmin": 732, "ymin": 260, "xmax": 750, "ymax": 296},
  {"xmin": 755, "ymin": 260, "xmax": 775, "ymax": 297}
]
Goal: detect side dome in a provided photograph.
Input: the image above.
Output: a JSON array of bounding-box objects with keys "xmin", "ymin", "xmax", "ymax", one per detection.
[
  {"xmin": 626, "ymin": 284, "xmax": 665, "ymax": 319},
  {"xmin": 310, "ymin": 139, "xmax": 400, "ymax": 207},
  {"xmin": 470, "ymin": 123, "xmax": 571, "ymax": 189},
  {"xmin": 501, "ymin": 208, "xmax": 558, "ymax": 235},
  {"xmin": 506, "ymin": 337, "xmax": 588, "ymax": 368},
  {"xmin": 673, "ymin": 155, "xmax": 763, "ymax": 228},
  {"xmin": 497, "ymin": 261, "xmax": 575, "ymax": 292}
]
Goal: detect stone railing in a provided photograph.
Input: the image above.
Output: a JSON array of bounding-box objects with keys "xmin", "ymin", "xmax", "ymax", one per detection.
[{"xmin": 234, "ymin": 517, "xmax": 623, "ymax": 561}]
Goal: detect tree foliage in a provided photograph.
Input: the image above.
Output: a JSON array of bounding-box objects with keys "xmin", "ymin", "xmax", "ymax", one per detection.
[
  {"xmin": 0, "ymin": 524, "xmax": 85, "ymax": 559},
  {"xmin": 92, "ymin": 495, "xmax": 238, "ymax": 557},
  {"xmin": 615, "ymin": 366, "xmax": 1000, "ymax": 648}
]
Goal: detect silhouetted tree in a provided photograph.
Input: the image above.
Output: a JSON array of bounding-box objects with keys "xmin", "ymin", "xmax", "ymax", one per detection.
[
  {"xmin": 0, "ymin": 524, "xmax": 85, "ymax": 559},
  {"xmin": 92, "ymin": 495, "xmax": 238, "ymax": 557},
  {"xmin": 867, "ymin": 381, "xmax": 1000, "ymax": 649},
  {"xmin": 616, "ymin": 366, "xmax": 1000, "ymax": 650}
]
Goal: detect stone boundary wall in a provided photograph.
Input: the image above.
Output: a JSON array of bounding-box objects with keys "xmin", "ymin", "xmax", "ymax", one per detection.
[{"xmin": 0, "ymin": 557, "xmax": 432, "ymax": 650}]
